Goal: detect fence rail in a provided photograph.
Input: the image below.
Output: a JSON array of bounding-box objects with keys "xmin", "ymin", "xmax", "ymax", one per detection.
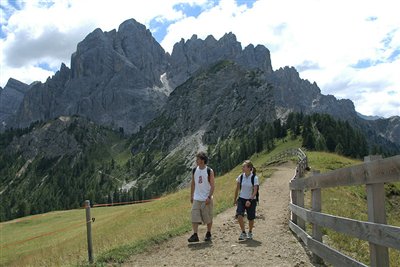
[
  {"xmin": 265, "ymin": 148, "xmax": 308, "ymax": 176},
  {"xmin": 289, "ymin": 154, "xmax": 400, "ymax": 267}
]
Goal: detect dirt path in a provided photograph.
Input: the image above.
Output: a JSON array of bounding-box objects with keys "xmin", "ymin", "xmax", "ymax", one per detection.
[{"xmin": 123, "ymin": 163, "xmax": 317, "ymax": 267}]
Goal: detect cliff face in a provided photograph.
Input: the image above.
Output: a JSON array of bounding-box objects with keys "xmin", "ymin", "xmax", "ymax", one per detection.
[
  {"xmin": 270, "ymin": 66, "xmax": 358, "ymax": 121},
  {"xmin": 135, "ymin": 61, "xmax": 275, "ymax": 153},
  {"xmin": 11, "ymin": 19, "xmax": 170, "ymax": 134},
  {"xmin": 167, "ymin": 33, "xmax": 272, "ymax": 88},
  {"xmin": 0, "ymin": 78, "xmax": 30, "ymax": 131}
]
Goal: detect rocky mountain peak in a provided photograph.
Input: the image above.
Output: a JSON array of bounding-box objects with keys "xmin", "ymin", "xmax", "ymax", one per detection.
[
  {"xmin": 167, "ymin": 32, "xmax": 273, "ymax": 88},
  {"xmin": 0, "ymin": 78, "xmax": 30, "ymax": 130},
  {"xmin": 219, "ymin": 32, "xmax": 240, "ymax": 46}
]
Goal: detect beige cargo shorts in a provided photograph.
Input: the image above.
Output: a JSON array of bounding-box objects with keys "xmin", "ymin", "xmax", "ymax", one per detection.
[{"xmin": 191, "ymin": 199, "xmax": 213, "ymax": 224}]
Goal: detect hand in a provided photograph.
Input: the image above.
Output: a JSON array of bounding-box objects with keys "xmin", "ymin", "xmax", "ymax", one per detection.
[
  {"xmin": 205, "ymin": 198, "xmax": 210, "ymax": 205},
  {"xmin": 245, "ymin": 200, "xmax": 251, "ymax": 208},
  {"xmin": 233, "ymin": 199, "xmax": 237, "ymax": 206}
]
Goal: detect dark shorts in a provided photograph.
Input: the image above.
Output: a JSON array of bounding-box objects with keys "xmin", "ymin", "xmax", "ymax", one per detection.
[{"xmin": 236, "ymin": 197, "xmax": 257, "ymax": 220}]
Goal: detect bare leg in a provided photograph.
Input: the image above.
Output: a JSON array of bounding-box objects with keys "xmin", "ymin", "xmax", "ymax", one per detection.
[
  {"xmin": 192, "ymin": 223, "xmax": 199, "ymax": 234},
  {"xmin": 207, "ymin": 222, "xmax": 212, "ymax": 232},
  {"xmin": 237, "ymin": 215, "xmax": 245, "ymax": 232},
  {"xmin": 249, "ymin": 219, "xmax": 254, "ymax": 232}
]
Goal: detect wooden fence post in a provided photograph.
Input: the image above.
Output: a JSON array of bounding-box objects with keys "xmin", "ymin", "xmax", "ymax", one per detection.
[
  {"xmin": 296, "ymin": 189, "xmax": 305, "ymax": 231},
  {"xmin": 295, "ymin": 165, "xmax": 305, "ymax": 230},
  {"xmin": 85, "ymin": 200, "xmax": 94, "ymax": 264},
  {"xmin": 291, "ymin": 168, "xmax": 300, "ymax": 223},
  {"xmin": 291, "ymin": 189, "xmax": 297, "ymax": 224},
  {"xmin": 364, "ymin": 155, "xmax": 389, "ymax": 267},
  {"xmin": 311, "ymin": 170, "xmax": 323, "ymax": 264}
]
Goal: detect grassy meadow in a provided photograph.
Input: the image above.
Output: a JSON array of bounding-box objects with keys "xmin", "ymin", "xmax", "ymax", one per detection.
[{"xmin": 1, "ymin": 139, "xmax": 399, "ymax": 266}]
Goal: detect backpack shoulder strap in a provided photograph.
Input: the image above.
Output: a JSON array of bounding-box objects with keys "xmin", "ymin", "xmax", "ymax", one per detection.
[
  {"xmin": 251, "ymin": 173, "xmax": 255, "ymax": 185},
  {"xmin": 192, "ymin": 167, "xmax": 196, "ymax": 175},
  {"xmin": 252, "ymin": 174, "xmax": 259, "ymax": 202},
  {"xmin": 239, "ymin": 174, "xmax": 244, "ymax": 189},
  {"xmin": 207, "ymin": 167, "xmax": 211, "ymax": 183}
]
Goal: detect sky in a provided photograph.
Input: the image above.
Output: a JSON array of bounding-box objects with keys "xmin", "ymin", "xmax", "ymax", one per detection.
[{"xmin": 0, "ymin": 0, "xmax": 399, "ymax": 118}]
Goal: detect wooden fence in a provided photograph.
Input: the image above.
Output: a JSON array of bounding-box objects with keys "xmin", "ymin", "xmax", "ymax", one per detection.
[
  {"xmin": 289, "ymin": 155, "xmax": 400, "ymax": 267},
  {"xmin": 265, "ymin": 148, "xmax": 308, "ymax": 176}
]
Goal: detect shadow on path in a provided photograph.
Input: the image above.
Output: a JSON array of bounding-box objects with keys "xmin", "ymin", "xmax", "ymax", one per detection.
[
  {"xmin": 188, "ymin": 241, "xmax": 213, "ymax": 250},
  {"xmin": 238, "ymin": 239, "xmax": 262, "ymax": 247}
]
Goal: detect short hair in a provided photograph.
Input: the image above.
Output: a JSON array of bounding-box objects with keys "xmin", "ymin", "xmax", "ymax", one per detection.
[{"xmin": 196, "ymin": 151, "xmax": 208, "ymax": 164}]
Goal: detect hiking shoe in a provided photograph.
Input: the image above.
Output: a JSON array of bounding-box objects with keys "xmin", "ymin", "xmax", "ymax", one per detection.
[
  {"xmin": 238, "ymin": 232, "xmax": 247, "ymax": 240},
  {"xmin": 204, "ymin": 232, "xmax": 212, "ymax": 241},
  {"xmin": 188, "ymin": 233, "xmax": 199, "ymax": 242},
  {"xmin": 247, "ymin": 232, "xmax": 253, "ymax": 239}
]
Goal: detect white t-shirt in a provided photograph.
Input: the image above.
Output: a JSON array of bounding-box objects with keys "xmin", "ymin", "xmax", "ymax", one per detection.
[
  {"xmin": 193, "ymin": 166, "xmax": 212, "ymax": 201},
  {"xmin": 236, "ymin": 173, "xmax": 259, "ymax": 199}
]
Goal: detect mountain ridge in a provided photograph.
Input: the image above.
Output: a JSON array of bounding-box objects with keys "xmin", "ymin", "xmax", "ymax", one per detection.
[{"xmin": 1, "ymin": 18, "xmax": 397, "ymax": 148}]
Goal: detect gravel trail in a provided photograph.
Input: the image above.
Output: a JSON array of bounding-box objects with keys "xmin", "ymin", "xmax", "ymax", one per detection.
[{"xmin": 123, "ymin": 163, "xmax": 317, "ymax": 267}]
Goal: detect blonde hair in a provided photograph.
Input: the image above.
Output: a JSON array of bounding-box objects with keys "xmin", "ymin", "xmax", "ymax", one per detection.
[{"xmin": 243, "ymin": 160, "xmax": 256, "ymax": 175}]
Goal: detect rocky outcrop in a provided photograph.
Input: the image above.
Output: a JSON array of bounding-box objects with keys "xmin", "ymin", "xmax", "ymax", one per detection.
[
  {"xmin": 134, "ymin": 61, "xmax": 275, "ymax": 152},
  {"xmin": 271, "ymin": 67, "xmax": 358, "ymax": 122},
  {"xmin": 0, "ymin": 78, "xmax": 30, "ymax": 130},
  {"xmin": 370, "ymin": 116, "xmax": 400, "ymax": 145},
  {"xmin": 169, "ymin": 62, "xmax": 275, "ymax": 143},
  {"xmin": 167, "ymin": 33, "xmax": 273, "ymax": 88}
]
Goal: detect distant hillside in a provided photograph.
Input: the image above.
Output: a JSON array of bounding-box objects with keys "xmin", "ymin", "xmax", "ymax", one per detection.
[
  {"xmin": 357, "ymin": 112, "xmax": 384, "ymax": 120},
  {"xmin": 0, "ymin": 116, "xmax": 127, "ymax": 221}
]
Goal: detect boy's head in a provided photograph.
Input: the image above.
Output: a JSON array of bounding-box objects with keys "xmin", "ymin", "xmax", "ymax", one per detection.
[{"xmin": 196, "ymin": 151, "xmax": 208, "ymax": 164}]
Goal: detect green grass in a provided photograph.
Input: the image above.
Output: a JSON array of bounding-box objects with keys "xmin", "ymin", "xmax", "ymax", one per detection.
[{"xmin": 305, "ymin": 152, "xmax": 400, "ymax": 266}]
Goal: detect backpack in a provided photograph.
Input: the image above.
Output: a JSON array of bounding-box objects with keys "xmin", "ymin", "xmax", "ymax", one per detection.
[
  {"xmin": 192, "ymin": 166, "xmax": 211, "ymax": 183},
  {"xmin": 240, "ymin": 173, "xmax": 259, "ymax": 202}
]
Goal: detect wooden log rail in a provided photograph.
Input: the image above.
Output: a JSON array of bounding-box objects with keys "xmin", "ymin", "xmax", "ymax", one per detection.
[
  {"xmin": 266, "ymin": 148, "xmax": 308, "ymax": 176},
  {"xmin": 289, "ymin": 155, "xmax": 400, "ymax": 267}
]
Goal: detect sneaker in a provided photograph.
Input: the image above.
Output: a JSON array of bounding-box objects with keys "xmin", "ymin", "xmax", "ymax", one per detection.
[
  {"xmin": 188, "ymin": 233, "xmax": 199, "ymax": 242},
  {"xmin": 204, "ymin": 232, "xmax": 212, "ymax": 241},
  {"xmin": 247, "ymin": 232, "xmax": 253, "ymax": 239},
  {"xmin": 238, "ymin": 232, "xmax": 247, "ymax": 240}
]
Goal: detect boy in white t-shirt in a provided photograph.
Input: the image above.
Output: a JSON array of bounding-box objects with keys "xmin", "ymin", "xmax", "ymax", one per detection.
[{"xmin": 188, "ymin": 151, "xmax": 215, "ymax": 242}]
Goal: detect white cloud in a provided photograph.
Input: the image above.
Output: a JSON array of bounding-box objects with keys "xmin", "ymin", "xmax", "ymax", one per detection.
[{"xmin": 0, "ymin": 0, "xmax": 399, "ymax": 117}]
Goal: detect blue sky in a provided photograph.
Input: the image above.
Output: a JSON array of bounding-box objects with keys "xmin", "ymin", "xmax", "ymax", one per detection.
[{"xmin": 0, "ymin": 0, "xmax": 399, "ymax": 118}]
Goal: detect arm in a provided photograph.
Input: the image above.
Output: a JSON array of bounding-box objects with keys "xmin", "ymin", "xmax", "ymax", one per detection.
[
  {"xmin": 190, "ymin": 174, "xmax": 195, "ymax": 203},
  {"xmin": 206, "ymin": 170, "xmax": 215, "ymax": 205},
  {"xmin": 234, "ymin": 182, "xmax": 240, "ymax": 205},
  {"xmin": 251, "ymin": 185, "xmax": 259, "ymax": 200}
]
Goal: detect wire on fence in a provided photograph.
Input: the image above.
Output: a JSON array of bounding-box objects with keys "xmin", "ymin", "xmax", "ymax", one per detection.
[
  {"xmin": 1, "ymin": 197, "xmax": 159, "ymax": 249},
  {"xmin": 1, "ymin": 220, "xmax": 90, "ymax": 249},
  {"xmin": 91, "ymin": 197, "xmax": 159, "ymax": 208}
]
